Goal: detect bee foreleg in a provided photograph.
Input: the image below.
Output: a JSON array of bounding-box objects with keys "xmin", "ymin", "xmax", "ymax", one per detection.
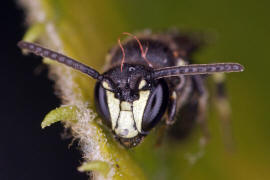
[
  {"xmin": 193, "ymin": 75, "xmax": 210, "ymax": 146},
  {"xmin": 166, "ymin": 91, "xmax": 178, "ymax": 125},
  {"xmin": 155, "ymin": 91, "xmax": 177, "ymax": 147},
  {"xmin": 212, "ymin": 73, "xmax": 234, "ymax": 150}
]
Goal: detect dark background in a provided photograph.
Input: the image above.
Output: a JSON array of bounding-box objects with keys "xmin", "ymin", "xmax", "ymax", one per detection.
[{"xmin": 0, "ymin": 1, "xmax": 87, "ymax": 180}]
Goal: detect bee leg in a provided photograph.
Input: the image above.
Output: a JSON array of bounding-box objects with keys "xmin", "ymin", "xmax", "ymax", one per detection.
[
  {"xmin": 166, "ymin": 91, "xmax": 178, "ymax": 125},
  {"xmin": 193, "ymin": 75, "xmax": 210, "ymax": 146},
  {"xmin": 212, "ymin": 74, "xmax": 234, "ymax": 150},
  {"xmin": 165, "ymin": 75, "xmax": 189, "ymax": 125},
  {"xmin": 155, "ymin": 91, "xmax": 177, "ymax": 147}
]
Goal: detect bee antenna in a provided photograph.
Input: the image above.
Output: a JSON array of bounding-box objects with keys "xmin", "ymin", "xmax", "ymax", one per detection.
[
  {"xmin": 17, "ymin": 41, "xmax": 103, "ymax": 81},
  {"xmin": 153, "ymin": 63, "xmax": 244, "ymax": 79}
]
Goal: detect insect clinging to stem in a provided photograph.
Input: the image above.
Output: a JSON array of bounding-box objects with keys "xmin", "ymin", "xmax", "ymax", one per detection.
[{"xmin": 18, "ymin": 31, "xmax": 244, "ymax": 148}]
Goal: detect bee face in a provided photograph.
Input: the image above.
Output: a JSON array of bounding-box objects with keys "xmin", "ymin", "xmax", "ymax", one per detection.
[{"xmin": 94, "ymin": 64, "xmax": 169, "ymax": 142}]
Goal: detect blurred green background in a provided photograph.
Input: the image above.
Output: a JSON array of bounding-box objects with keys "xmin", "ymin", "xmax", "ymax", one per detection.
[{"xmin": 25, "ymin": 0, "xmax": 270, "ymax": 179}]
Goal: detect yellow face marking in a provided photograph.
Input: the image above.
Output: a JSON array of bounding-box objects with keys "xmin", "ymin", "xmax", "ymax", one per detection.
[
  {"xmin": 105, "ymin": 86, "xmax": 150, "ymax": 138},
  {"xmin": 106, "ymin": 90, "xmax": 120, "ymax": 130},
  {"xmin": 133, "ymin": 90, "xmax": 150, "ymax": 132},
  {"xmin": 115, "ymin": 111, "xmax": 138, "ymax": 138},
  {"xmin": 121, "ymin": 101, "xmax": 132, "ymax": 111},
  {"xmin": 138, "ymin": 79, "xmax": 147, "ymax": 89},
  {"xmin": 102, "ymin": 81, "xmax": 112, "ymax": 90}
]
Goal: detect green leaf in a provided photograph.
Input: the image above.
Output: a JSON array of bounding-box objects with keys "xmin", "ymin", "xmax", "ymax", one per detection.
[
  {"xmin": 78, "ymin": 161, "xmax": 111, "ymax": 178},
  {"xmin": 41, "ymin": 105, "xmax": 78, "ymax": 128}
]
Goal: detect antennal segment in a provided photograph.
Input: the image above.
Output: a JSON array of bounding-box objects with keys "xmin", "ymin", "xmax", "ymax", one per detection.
[
  {"xmin": 153, "ymin": 63, "xmax": 244, "ymax": 79},
  {"xmin": 18, "ymin": 41, "xmax": 103, "ymax": 80}
]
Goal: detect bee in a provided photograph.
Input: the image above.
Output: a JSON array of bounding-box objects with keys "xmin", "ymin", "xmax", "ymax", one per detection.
[{"xmin": 18, "ymin": 31, "xmax": 244, "ymax": 148}]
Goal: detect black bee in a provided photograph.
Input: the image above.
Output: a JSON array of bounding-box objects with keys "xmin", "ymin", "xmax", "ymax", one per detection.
[{"xmin": 18, "ymin": 31, "xmax": 244, "ymax": 148}]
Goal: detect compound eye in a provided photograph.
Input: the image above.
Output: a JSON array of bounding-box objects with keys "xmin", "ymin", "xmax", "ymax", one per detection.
[
  {"xmin": 142, "ymin": 80, "xmax": 169, "ymax": 132},
  {"xmin": 94, "ymin": 82, "xmax": 112, "ymax": 127}
]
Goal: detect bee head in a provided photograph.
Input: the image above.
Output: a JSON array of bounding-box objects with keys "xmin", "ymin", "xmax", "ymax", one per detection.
[{"xmin": 94, "ymin": 64, "xmax": 169, "ymax": 145}]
